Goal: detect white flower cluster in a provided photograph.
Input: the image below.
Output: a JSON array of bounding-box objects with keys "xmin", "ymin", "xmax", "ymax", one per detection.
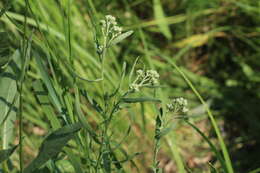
[
  {"xmin": 100, "ymin": 15, "xmax": 123, "ymax": 40},
  {"xmin": 130, "ymin": 69, "xmax": 160, "ymax": 92},
  {"xmin": 166, "ymin": 97, "xmax": 188, "ymax": 114}
]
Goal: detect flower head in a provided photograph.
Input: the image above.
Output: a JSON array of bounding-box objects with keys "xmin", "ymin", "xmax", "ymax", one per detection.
[
  {"xmin": 129, "ymin": 69, "xmax": 160, "ymax": 92},
  {"xmin": 166, "ymin": 97, "xmax": 189, "ymax": 114},
  {"xmin": 100, "ymin": 15, "xmax": 122, "ymax": 39}
]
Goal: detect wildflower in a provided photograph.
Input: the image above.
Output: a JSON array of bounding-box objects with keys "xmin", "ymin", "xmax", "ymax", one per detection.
[
  {"xmin": 100, "ymin": 15, "xmax": 122, "ymax": 39},
  {"xmin": 112, "ymin": 26, "xmax": 122, "ymax": 35},
  {"xmin": 97, "ymin": 14, "xmax": 133, "ymax": 52},
  {"xmin": 166, "ymin": 97, "xmax": 188, "ymax": 114},
  {"xmin": 105, "ymin": 15, "xmax": 116, "ymax": 24},
  {"xmin": 130, "ymin": 69, "xmax": 160, "ymax": 92}
]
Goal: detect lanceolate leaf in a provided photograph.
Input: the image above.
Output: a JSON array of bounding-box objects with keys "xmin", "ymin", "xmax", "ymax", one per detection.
[
  {"xmin": 0, "ymin": 50, "xmax": 21, "ymax": 149},
  {"xmin": 111, "ymin": 30, "xmax": 134, "ymax": 45},
  {"xmin": 121, "ymin": 97, "xmax": 161, "ymax": 103},
  {"xmin": 0, "ymin": 145, "xmax": 18, "ymax": 163},
  {"xmin": 34, "ymin": 52, "xmax": 64, "ymax": 118},
  {"xmin": 24, "ymin": 123, "xmax": 82, "ymax": 173}
]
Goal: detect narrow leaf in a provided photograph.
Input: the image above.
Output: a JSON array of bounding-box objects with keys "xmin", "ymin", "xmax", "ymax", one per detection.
[
  {"xmin": 34, "ymin": 52, "xmax": 64, "ymax": 119},
  {"xmin": 0, "ymin": 50, "xmax": 21, "ymax": 149},
  {"xmin": 32, "ymin": 80, "xmax": 61, "ymax": 129},
  {"xmin": 121, "ymin": 97, "xmax": 161, "ymax": 103},
  {"xmin": 80, "ymin": 89, "xmax": 103, "ymax": 114},
  {"xmin": 111, "ymin": 31, "xmax": 134, "ymax": 45},
  {"xmin": 102, "ymin": 150, "xmax": 111, "ymax": 173},
  {"xmin": 0, "ymin": 32, "xmax": 11, "ymax": 67}
]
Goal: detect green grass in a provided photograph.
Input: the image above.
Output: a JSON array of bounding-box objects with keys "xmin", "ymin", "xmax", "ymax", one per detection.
[{"xmin": 1, "ymin": 0, "xmax": 260, "ymax": 172}]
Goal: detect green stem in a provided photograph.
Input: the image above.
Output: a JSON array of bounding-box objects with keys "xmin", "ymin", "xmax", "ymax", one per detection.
[
  {"xmin": 19, "ymin": 84, "xmax": 23, "ymax": 172},
  {"xmin": 153, "ymin": 138, "xmax": 160, "ymax": 173}
]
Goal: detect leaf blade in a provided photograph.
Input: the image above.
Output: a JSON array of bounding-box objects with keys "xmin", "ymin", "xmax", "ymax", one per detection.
[
  {"xmin": 24, "ymin": 123, "xmax": 82, "ymax": 173},
  {"xmin": 121, "ymin": 97, "xmax": 161, "ymax": 103},
  {"xmin": 111, "ymin": 30, "xmax": 134, "ymax": 45}
]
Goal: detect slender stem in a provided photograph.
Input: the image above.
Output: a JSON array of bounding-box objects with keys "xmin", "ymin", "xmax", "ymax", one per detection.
[
  {"xmin": 19, "ymin": 1, "xmax": 29, "ymax": 171},
  {"xmin": 153, "ymin": 138, "xmax": 160, "ymax": 173},
  {"xmin": 19, "ymin": 83, "xmax": 23, "ymax": 172}
]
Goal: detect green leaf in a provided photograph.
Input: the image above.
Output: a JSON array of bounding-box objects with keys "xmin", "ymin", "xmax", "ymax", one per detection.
[
  {"xmin": 32, "ymin": 80, "xmax": 61, "ymax": 129},
  {"xmin": 111, "ymin": 31, "xmax": 134, "ymax": 45},
  {"xmin": 153, "ymin": 0, "xmax": 172, "ymax": 39},
  {"xmin": 80, "ymin": 89, "xmax": 103, "ymax": 114},
  {"xmin": 0, "ymin": 50, "xmax": 21, "ymax": 149},
  {"xmin": 0, "ymin": 32, "xmax": 11, "ymax": 68},
  {"xmin": 102, "ymin": 150, "xmax": 111, "ymax": 173},
  {"xmin": 0, "ymin": 2, "xmax": 10, "ymax": 18},
  {"xmin": 0, "ymin": 145, "xmax": 18, "ymax": 163},
  {"xmin": 75, "ymin": 87, "xmax": 101, "ymax": 144},
  {"xmin": 240, "ymin": 62, "xmax": 254, "ymax": 78},
  {"xmin": 121, "ymin": 97, "xmax": 161, "ymax": 103},
  {"xmin": 24, "ymin": 123, "xmax": 82, "ymax": 173},
  {"xmin": 34, "ymin": 52, "xmax": 65, "ymax": 119},
  {"xmin": 64, "ymin": 148, "xmax": 84, "ymax": 173}
]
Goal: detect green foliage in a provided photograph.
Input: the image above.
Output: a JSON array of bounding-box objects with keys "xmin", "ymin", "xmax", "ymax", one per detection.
[
  {"xmin": 24, "ymin": 123, "xmax": 82, "ymax": 173},
  {"xmin": 0, "ymin": 50, "xmax": 21, "ymax": 150},
  {"xmin": 0, "ymin": 145, "xmax": 18, "ymax": 163},
  {"xmin": 0, "ymin": 0, "xmax": 259, "ymax": 172}
]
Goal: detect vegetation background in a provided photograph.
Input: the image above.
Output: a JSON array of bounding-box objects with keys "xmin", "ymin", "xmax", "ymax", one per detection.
[{"xmin": 0, "ymin": 0, "xmax": 260, "ymax": 172}]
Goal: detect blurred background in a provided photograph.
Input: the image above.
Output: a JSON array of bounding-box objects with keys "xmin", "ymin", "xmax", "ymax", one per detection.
[{"xmin": 1, "ymin": 0, "xmax": 260, "ymax": 172}]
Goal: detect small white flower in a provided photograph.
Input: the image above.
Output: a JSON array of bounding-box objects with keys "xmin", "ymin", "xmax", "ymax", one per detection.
[
  {"xmin": 105, "ymin": 15, "xmax": 116, "ymax": 22},
  {"xmin": 136, "ymin": 69, "xmax": 143, "ymax": 75},
  {"xmin": 113, "ymin": 26, "xmax": 122, "ymax": 32},
  {"xmin": 182, "ymin": 107, "xmax": 189, "ymax": 113},
  {"xmin": 129, "ymin": 69, "xmax": 160, "ymax": 92},
  {"xmin": 130, "ymin": 83, "xmax": 140, "ymax": 92},
  {"xmin": 166, "ymin": 97, "xmax": 188, "ymax": 114},
  {"xmin": 100, "ymin": 20, "xmax": 106, "ymax": 27},
  {"xmin": 100, "ymin": 15, "xmax": 125, "ymax": 42}
]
